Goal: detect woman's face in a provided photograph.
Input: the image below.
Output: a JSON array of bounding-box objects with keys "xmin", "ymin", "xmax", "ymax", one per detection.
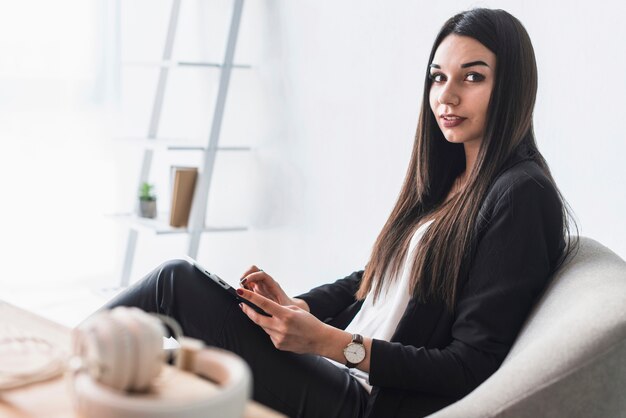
[{"xmin": 429, "ymin": 35, "xmax": 496, "ymax": 149}]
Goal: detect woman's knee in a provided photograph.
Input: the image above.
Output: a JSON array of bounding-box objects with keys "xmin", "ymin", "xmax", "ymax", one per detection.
[
  {"xmin": 104, "ymin": 259, "xmax": 195, "ymax": 313},
  {"xmin": 159, "ymin": 258, "xmax": 193, "ymax": 273},
  {"xmin": 155, "ymin": 258, "xmax": 197, "ymax": 288}
]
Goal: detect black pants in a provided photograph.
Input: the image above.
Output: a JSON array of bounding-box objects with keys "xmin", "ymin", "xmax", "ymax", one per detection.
[{"xmin": 104, "ymin": 259, "xmax": 369, "ymax": 418}]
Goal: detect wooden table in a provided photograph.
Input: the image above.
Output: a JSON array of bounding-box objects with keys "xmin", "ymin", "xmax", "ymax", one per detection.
[{"xmin": 0, "ymin": 301, "xmax": 285, "ymax": 418}]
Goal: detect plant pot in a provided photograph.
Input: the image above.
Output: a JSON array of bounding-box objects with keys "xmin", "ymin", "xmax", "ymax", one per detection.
[{"xmin": 139, "ymin": 199, "xmax": 157, "ymax": 219}]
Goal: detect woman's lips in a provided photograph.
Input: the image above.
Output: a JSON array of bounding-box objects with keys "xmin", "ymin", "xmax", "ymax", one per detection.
[{"xmin": 441, "ymin": 116, "xmax": 466, "ymax": 128}]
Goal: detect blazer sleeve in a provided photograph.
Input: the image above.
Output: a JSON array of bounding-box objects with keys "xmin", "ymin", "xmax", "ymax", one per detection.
[
  {"xmin": 368, "ymin": 173, "xmax": 565, "ymax": 398},
  {"xmin": 295, "ymin": 270, "xmax": 363, "ymax": 321}
]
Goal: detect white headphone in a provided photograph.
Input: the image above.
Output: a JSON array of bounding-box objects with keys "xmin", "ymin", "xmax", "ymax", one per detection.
[{"xmin": 71, "ymin": 306, "xmax": 252, "ymax": 418}]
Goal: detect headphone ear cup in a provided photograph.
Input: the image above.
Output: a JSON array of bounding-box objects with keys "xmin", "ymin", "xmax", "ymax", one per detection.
[
  {"xmin": 109, "ymin": 309, "xmax": 142, "ymax": 391},
  {"xmin": 133, "ymin": 309, "xmax": 166, "ymax": 389},
  {"xmin": 106, "ymin": 315, "xmax": 135, "ymax": 391},
  {"xmin": 74, "ymin": 307, "xmax": 165, "ymax": 392},
  {"xmin": 117, "ymin": 307, "xmax": 165, "ymax": 391},
  {"xmin": 75, "ymin": 310, "xmax": 129, "ymax": 391}
]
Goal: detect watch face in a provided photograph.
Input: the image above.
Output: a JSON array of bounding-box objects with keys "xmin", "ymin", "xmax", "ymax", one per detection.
[{"xmin": 344, "ymin": 342, "xmax": 366, "ymax": 364}]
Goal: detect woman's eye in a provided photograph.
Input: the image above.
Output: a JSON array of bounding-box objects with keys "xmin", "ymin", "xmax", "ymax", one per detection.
[
  {"xmin": 429, "ymin": 73, "xmax": 445, "ymax": 83},
  {"xmin": 466, "ymin": 72, "xmax": 485, "ymax": 82}
]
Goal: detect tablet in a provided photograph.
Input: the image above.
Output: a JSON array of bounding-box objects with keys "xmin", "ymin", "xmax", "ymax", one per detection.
[{"xmin": 184, "ymin": 255, "xmax": 270, "ymax": 317}]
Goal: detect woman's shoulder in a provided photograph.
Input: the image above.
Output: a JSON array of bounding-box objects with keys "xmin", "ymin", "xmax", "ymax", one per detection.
[
  {"xmin": 494, "ymin": 158, "xmax": 553, "ymax": 190},
  {"xmin": 481, "ymin": 158, "xmax": 562, "ymax": 216}
]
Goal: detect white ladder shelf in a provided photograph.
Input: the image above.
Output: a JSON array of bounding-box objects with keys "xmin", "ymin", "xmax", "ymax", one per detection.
[{"xmin": 119, "ymin": 0, "xmax": 248, "ymax": 287}]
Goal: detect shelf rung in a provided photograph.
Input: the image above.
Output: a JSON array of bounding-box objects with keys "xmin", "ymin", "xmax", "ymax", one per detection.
[
  {"xmin": 113, "ymin": 137, "xmax": 252, "ymax": 152},
  {"xmin": 201, "ymin": 226, "xmax": 249, "ymax": 233},
  {"xmin": 122, "ymin": 60, "xmax": 252, "ymax": 69},
  {"xmin": 109, "ymin": 213, "xmax": 248, "ymax": 235},
  {"xmin": 168, "ymin": 145, "xmax": 252, "ymax": 152}
]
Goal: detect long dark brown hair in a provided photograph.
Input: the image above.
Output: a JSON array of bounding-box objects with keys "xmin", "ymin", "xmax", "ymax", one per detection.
[{"xmin": 357, "ymin": 8, "xmax": 579, "ymax": 311}]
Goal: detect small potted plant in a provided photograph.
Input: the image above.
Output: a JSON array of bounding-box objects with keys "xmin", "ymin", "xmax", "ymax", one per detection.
[{"xmin": 138, "ymin": 182, "xmax": 157, "ymax": 218}]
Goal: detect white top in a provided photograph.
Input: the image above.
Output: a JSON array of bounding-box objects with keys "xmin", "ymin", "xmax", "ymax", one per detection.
[{"xmin": 329, "ymin": 219, "xmax": 435, "ymax": 392}]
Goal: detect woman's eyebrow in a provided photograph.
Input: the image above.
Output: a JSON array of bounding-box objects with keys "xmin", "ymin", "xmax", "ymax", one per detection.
[
  {"xmin": 461, "ymin": 60, "xmax": 490, "ymax": 68},
  {"xmin": 429, "ymin": 60, "xmax": 490, "ymax": 69}
]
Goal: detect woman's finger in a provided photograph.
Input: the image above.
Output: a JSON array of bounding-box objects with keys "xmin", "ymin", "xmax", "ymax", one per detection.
[
  {"xmin": 240, "ymin": 270, "xmax": 272, "ymax": 287},
  {"xmin": 241, "ymin": 271, "xmax": 279, "ymax": 297},
  {"xmin": 240, "ymin": 269, "xmax": 269, "ymax": 290},
  {"xmin": 240, "ymin": 265, "xmax": 263, "ymax": 279},
  {"xmin": 239, "ymin": 301, "xmax": 274, "ymax": 328},
  {"xmin": 237, "ymin": 288, "xmax": 285, "ymax": 318}
]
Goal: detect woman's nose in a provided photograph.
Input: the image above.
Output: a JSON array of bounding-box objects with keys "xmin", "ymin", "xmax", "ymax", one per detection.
[{"xmin": 438, "ymin": 84, "xmax": 460, "ymax": 106}]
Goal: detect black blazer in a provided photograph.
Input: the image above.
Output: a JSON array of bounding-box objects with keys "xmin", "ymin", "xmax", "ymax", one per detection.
[{"xmin": 297, "ymin": 149, "xmax": 566, "ymax": 417}]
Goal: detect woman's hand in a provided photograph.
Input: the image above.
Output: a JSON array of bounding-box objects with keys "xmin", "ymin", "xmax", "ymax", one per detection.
[
  {"xmin": 239, "ymin": 266, "xmax": 308, "ymax": 311},
  {"xmin": 237, "ymin": 287, "xmax": 332, "ymax": 355},
  {"xmin": 237, "ymin": 287, "xmax": 373, "ymax": 372}
]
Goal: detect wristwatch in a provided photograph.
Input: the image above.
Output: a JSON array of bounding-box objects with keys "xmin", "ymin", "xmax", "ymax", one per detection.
[{"xmin": 343, "ymin": 334, "xmax": 366, "ymax": 368}]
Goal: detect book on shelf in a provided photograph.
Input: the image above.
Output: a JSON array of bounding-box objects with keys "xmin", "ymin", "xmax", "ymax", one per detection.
[{"xmin": 169, "ymin": 166, "xmax": 198, "ymax": 227}]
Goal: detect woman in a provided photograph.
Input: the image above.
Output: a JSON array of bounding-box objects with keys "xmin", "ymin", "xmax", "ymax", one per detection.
[{"xmin": 105, "ymin": 8, "xmax": 577, "ymax": 418}]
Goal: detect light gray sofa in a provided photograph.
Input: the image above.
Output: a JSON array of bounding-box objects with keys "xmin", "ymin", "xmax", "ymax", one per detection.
[{"xmin": 429, "ymin": 236, "xmax": 626, "ymax": 418}]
